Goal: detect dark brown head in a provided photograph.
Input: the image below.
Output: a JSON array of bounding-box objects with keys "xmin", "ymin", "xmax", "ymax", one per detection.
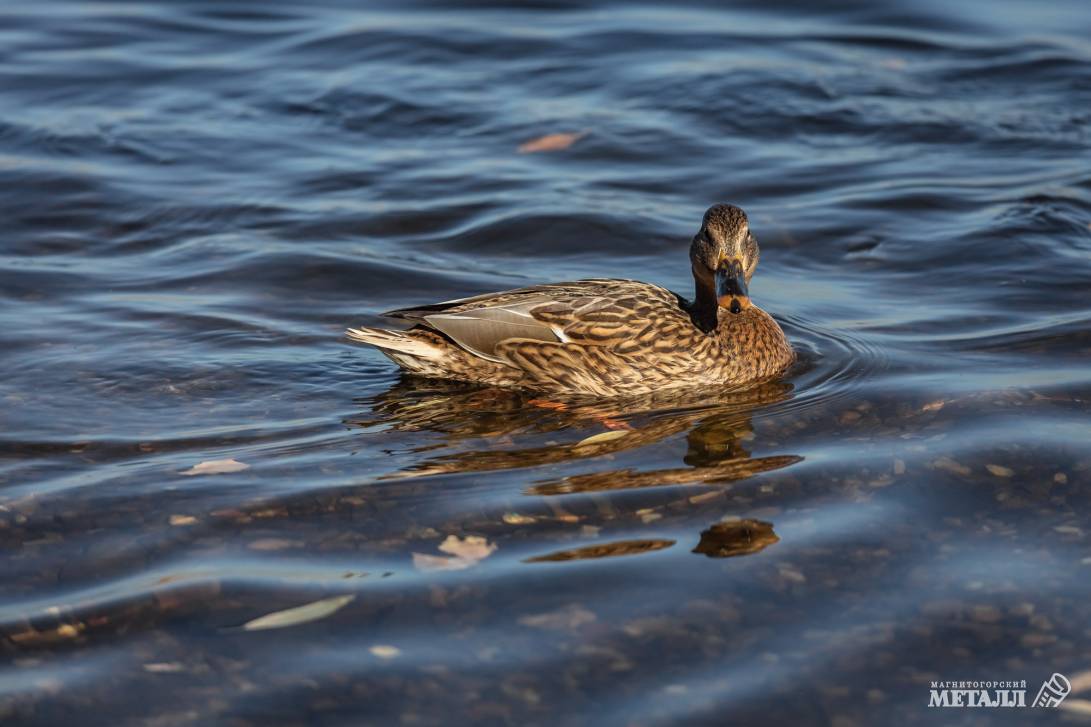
[{"xmin": 690, "ymin": 204, "xmax": 760, "ymax": 315}]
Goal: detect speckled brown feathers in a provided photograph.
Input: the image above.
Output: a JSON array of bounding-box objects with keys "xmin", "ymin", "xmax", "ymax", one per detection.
[
  {"xmin": 347, "ymin": 278, "xmax": 792, "ymax": 395},
  {"xmin": 346, "ymin": 205, "xmax": 794, "ymax": 396}
]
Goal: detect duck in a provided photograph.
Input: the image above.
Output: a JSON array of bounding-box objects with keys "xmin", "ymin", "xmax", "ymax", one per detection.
[{"xmin": 346, "ymin": 204, "xmax": 794, "ymax": 396}]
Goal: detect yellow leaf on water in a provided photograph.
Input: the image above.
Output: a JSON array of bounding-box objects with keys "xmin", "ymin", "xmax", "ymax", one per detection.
[
  {"xmin": 242, "ymin": 594, "xmax": 355, "ymax": 631},
  {"xmin": 574, "ymin": 430, "xmax": 629, "ymax": 447},
  {"xmin": 518, "ymin": 131, "xmax": 586, "ymax": 153},
  {"xmin": 180, "ymin": 458, "xmax": 250, "ymax": 476},
  {"xmin": 56, "ymin": 624, "xmax": 80, "ymax": 639},
  {"xmin": 369, "ymin": 645, "xmax": 401, "ymax": 659}
]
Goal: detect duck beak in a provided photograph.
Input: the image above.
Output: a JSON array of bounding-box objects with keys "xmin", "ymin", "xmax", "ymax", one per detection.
[{"xmin": 716, "ymin": 259, "xmax": 750, "ymax": 314}]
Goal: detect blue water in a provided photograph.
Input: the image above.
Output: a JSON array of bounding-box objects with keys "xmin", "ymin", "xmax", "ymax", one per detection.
[{"xmin": 2, "ymin": 1, "xmax": 1090, "ymax": 724}]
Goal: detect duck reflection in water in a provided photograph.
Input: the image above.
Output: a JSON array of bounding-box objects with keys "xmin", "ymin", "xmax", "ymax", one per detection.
[
  {"xmin": 692, "ymin": 518, "xmax": 779, "ymax": 558},
  {"xmin": 522, "ymin": 519, "xmax": 779, "ymax": 563},
  {"xmin": 349, "ymin": 376, "xmax": 801, "ymax": 489},
  {"xmin": 348, "ymin": 377, "xmax": 799, "ymax": 560}
]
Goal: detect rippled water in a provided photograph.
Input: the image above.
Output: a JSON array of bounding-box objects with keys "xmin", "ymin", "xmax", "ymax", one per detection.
[{"xmin": 3, "ymin": 1, "xmax": 1090, "ymax": 724}]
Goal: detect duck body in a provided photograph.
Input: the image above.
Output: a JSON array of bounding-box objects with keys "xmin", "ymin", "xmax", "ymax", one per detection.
[
  {"xmin": 346, "ymin": 205, "xmax": 794, "ymax": 396},
  {"xmin": 347, "ymin": 278, "xmax": 793, "ymax": 396}
]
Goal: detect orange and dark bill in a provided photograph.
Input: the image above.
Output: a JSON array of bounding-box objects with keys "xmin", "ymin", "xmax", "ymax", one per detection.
[{"xmin": 715, "ymin": 259, "xmax": 750, "ymax": 314}]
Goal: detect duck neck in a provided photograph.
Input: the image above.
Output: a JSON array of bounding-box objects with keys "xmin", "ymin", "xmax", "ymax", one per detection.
[{"xmin": 691, "ymin": 274, "xmax": 720, "ymax": 333}]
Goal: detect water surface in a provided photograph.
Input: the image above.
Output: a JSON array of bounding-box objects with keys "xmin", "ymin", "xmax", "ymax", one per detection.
[{"xmin": 2, "ymin": 1, "xmax": 1090, "ymax": 724}]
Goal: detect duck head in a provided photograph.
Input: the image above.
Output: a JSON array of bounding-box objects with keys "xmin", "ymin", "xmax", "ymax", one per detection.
[{"xmin": 690, "ymin": 204, "xmax": 759, "ymax": 316}]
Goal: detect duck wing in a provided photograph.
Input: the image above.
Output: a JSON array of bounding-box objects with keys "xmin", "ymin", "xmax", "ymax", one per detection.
[
  {"xmin": 418, "ymin": 298, "xmax": 562, "ymax": 363},
  {"xmin": 382, "ymin": 279, "xmax": 689, "ymax": 366},
  {"xmin": 381, "ymin": 280, "xmax": 623, "ymax": 321}
]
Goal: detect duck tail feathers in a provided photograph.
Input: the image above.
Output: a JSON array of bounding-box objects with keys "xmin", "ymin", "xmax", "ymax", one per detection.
[{"xmin": 344, "ymin": 327, "xmax": 442, "ymax": 359}]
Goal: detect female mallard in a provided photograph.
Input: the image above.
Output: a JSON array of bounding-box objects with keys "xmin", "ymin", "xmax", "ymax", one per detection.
[{"xmin": 346, "ymin": 204, "xmax": 793, "ymax": 396}]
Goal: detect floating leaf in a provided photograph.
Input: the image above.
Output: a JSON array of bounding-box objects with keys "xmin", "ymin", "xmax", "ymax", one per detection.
[
  {"xmin": 438, "ymin": 535, "xmax": 495, "ymax": 561},
  {"xmin": 1061, "ymin": 700, "xmax": 1091, "ymax": 716},
  {"xmin": 503, "ymin": 513, "xmax": 535, "ymax": 525},
  {"xmin": 180, "ymin": 458, "xmax": 250, "ymax": 476},
  {"xmin": 518, "ymin": 131, "xmax": 586, "ymax": 154},
  {"xmin": 1068, "ymin": 670, "xmax": 1091, "ymax": 694},
  {"xmin": 413, "ymin": 535, "xmax": 496, "ymax": 572},
  {"xmin": 574, "ymin": 430, "xmax": 629, "ymax": 447},
  {"xmin": 143, "ymin": 662, "xmax": 185, "ymax": 673},
  {"xmin": 169, "ymin": 514, "xmax": 197, "ymax": 526},
  {"xmin": 369, "ymin": 645, "xmax": 401, "ymax": 659},
  {"xmin": 518, "ymin": 604, "xmax": 596, "ymax": 630},
  {"xmin": 242, "ymin": 594, "xmax": 355, "ymax": 631},
  {"xmin": 411, "ymin": 552, "xmax": 474, "ymax": 572},
  {"xmin": 11, "ymin": 622, "xmax": 84, "ymax": 645},
  {"xmin": 56, "ymin": 624, "xmax": 80, "ymax": 638}
]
